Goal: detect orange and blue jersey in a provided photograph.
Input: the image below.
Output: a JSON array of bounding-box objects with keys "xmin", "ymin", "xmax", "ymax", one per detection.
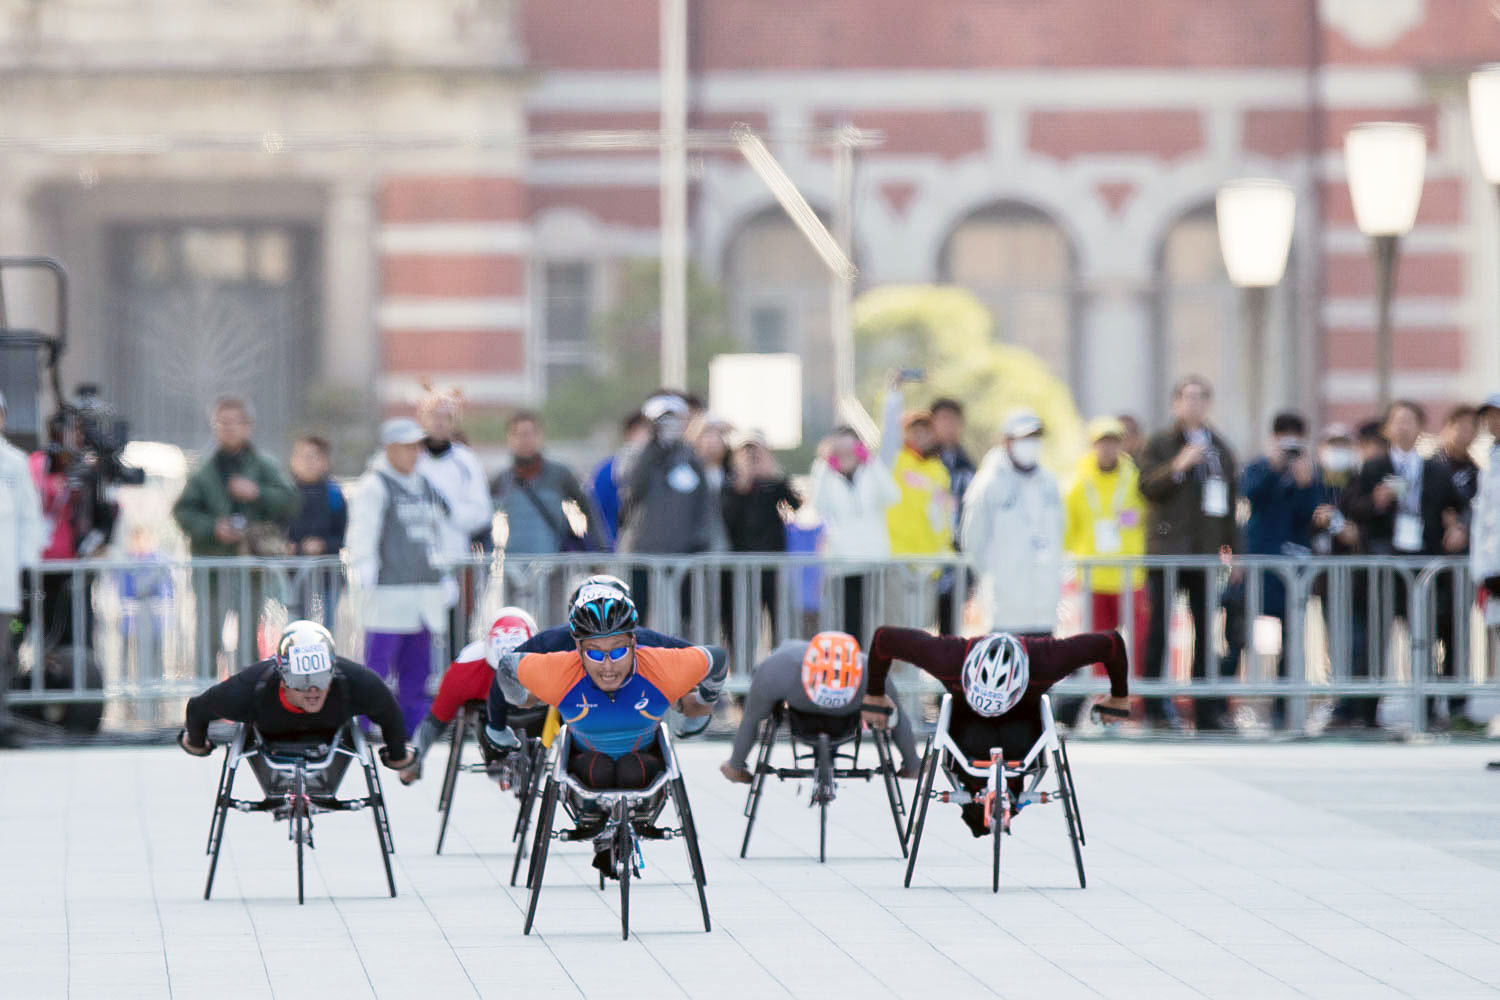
[{"xmin": 515, "ymin": 646, "xmax": 712, "ymax": 758}]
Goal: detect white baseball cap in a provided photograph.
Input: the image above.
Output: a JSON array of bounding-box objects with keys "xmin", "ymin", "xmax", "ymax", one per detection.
[
  {"xmin": 379, "ymin": 417, "xmax": 426, "ymax": 446},
  {"xmin": 1002, "ymin": 408, "xmax": 1044, "ymax": 438}
]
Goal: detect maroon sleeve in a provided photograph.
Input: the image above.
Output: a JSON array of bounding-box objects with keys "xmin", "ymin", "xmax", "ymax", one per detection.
[
  {"xmin": 1023, "ymin": 631, "xmax": 1129, "ymax": 698},
  {"xmin": 867, "ymin": 626, "xmax": 971, "ymax": 698}
]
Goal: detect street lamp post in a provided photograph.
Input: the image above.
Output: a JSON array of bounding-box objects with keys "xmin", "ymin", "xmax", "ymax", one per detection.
[
  {"xmin": 1343, "ymin": 123, "xmax": 1427, "ymax": 411},
  {"xmin": 1216, "ymin": 179, "xmax": 1296, "ymax": 445}
]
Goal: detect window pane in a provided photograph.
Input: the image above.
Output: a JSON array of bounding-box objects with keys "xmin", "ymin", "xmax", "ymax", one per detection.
[
  {"xmin": 544, "ymin": 261, "xmax": 592, "ymax": 348},
  {"xmin": 750, "ymin": 305, "xmax": 786, "ymax": 353},
  {"xmin": 180, "ymin": 228, "xmax": 248, "ymax": 282},
  {"xmin": 253, "ymin": 230, "xmax": 293, "ymax": 285}
]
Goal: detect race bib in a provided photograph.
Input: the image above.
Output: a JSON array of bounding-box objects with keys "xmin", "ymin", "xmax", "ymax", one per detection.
[
  {"xmin": 287, "ymin": 644, "xmax": 332, "ymax": 676},
  {"xmin": 809, "ymin": 686, "xmax": 857, "ymax": 711},
  {"xmin": 966, "ymin": 688, "xmax": 1010, "ymax": 718},
  {"xmin": 487, "ymin": 627, "xmax": 530, "ymax": 661},
  {"xmin": 1093, "ymin": 519, "xmax": 1122, "ymax": 554},
  {"xmin": 1394, "ymin": 513, "xmax": 1423, "ymax": 553},
  {"xmin": 667, "ymin": 463, "xmax": 700, "ymax": 494},
  {"xmin": 1202, "ymin": 477, "xmax": 1228, "ymax": 518}
]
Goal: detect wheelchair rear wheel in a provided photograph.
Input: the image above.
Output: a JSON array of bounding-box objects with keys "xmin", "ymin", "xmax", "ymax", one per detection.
[
  {"xmin": 1054, "ymin": 747, "xmax": 1086, "ymax": 889},
  {"xmin": 670, "ymin": 777, "xmax": 711, "ymax": 932},
  {"xmin": 523, "ymin": 778, "xmax": 559, "ymax": 934},
  {"xmin": 1057, "ymin": 734, "xmax": 1084, "ymax": 846},
  {"xmin": 902, "ymin": 742, "xmax": 939, "ymax": 888}
]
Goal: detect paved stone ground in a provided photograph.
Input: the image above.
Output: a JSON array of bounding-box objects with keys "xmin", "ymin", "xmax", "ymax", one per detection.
[{"xmin": 4, "ymin": 738, "xmax": 1500, "ymax": 999}]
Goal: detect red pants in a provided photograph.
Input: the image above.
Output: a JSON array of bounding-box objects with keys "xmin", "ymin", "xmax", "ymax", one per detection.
[
  {"xmin": 1086, "ymin": 590, "xmax": 1148, "ymax": 679},
  {"xmin": 428, "ymin": 658, "xmax": 495, "ymax": 725}
]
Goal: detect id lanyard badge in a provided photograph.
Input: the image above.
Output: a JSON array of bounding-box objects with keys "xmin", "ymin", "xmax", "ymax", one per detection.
[
  {"xmin": 1394, "ymin": 512, "xmax": 1424, "ymax": 552},
  {"xmin": 1202, "ymin": 476, "xmax": 1229, "ymax": 518}
]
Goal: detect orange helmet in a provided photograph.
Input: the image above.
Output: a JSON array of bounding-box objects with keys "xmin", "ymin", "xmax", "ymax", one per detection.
[{"xmin": 800, "ymin": 632, "xmax": 863, "ymax": 710}]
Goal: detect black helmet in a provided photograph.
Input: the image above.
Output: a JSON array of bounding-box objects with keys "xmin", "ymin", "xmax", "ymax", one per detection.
[
  {"xmin": 568, "ymin": 586, "xmax": 639, "ymax": 640},
  {"xmin": 568, "ymin": 573, "xmax": 631, "ymax": 606}
]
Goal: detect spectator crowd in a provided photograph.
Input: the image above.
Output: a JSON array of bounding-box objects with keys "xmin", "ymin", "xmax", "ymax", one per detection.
[{"xmin": 3, "ymin": 372, "xmax": 1500, "ymax": 744}]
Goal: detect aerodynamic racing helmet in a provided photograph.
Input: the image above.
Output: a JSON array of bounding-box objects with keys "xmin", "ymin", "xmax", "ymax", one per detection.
[
  {"xmin": 568, "ymin": 583, "xmax": 639, "ymax": 640},
  {"xmin": 486, "ymin": 607, "xmax": 538, "ymax": 667},
  {"xmin": 567, "ymin": 573, "xmax": 631, "ymax": 606},
  {"xmin": 800, "ymin": 632, "xmax": 864, "ymax": 710},
  {"xmin": 961, "ymin": 633, "xmax": 1029, "ymax": 717},
  {"xmin": 276, "ymin": 620, "xmax": 337, "ymax": 690}
]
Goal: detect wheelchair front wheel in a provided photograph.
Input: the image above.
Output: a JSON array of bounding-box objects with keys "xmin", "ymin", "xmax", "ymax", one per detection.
[
  {"xmin": 617, "ymin": 821, "xmax": 632, "ymax": 941},
  {"xmin": 523, "ymin": 779, "xmax": 559, "ymax": 934}
]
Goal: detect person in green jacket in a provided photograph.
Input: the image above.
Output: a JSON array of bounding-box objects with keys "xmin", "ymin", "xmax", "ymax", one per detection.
[{"xmin": 172, "ymin": 396, "xmax": 298, "ymax": 669}]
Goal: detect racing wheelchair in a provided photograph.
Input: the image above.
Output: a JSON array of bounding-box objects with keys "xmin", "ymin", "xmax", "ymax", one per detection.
[
  {"xmin": 203, "ymin": 721, "xmax": 397, "ymax": 904},
  {"xmin": 432, "ymin": 701, "xmax": 550, "ymax": 857},
  {"xmin": 903, "ymin": 693, "xmax": 1086, "ymax": 893},
  {"xmin": 521, "ymin": 723, "xmax": 710, "ymax": 940},
  {"xmin": 739, "ymin": 704, "xmax": 907, "ymax": 862}
]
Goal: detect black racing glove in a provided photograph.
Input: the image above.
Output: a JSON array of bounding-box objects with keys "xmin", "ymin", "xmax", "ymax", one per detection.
[
  {"xmin": 177, "ymin": 729, "xmax": 214, "ymax": 757},
  {"xmin": 377, "ymin": 745, "xmax": 412, "ymax": 770},
  {"xmin": 1485, "ymin": 576, "xmax": 1500, "ymax": 600}
]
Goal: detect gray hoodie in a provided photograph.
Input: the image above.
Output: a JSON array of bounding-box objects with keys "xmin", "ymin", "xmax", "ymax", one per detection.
[{"xmin": 615, "ymin": 437, "xmax": 711, "ymax": 554}]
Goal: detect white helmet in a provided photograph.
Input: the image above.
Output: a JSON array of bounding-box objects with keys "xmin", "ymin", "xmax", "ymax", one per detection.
[
  {"xmin": 486, "ymin": 607, "xmax": 539, "ymax": 667},
  {"xmin": 276, "ymin": 620, "xmax": 337, "ymax": 690},
  {"xmin": 961, "ymin": 633, "xmax": 1029, "ymax": 717}
]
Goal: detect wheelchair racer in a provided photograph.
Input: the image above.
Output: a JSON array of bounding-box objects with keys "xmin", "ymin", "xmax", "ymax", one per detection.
[
  {"xmin": 492, "ymin": 585, "xmax": 728, "ymax": 876},
  {"xmin": 179, "ymin": 621, "xmax": 413, "ymax": 770},
  {"xmin": 720, "ymin": 631, "xmax": 923, "ymax": 784},
  {"xmin": 483, "ymin": 574, "xmax": 695, "ymax": 741},
  {"xmin": 400, "ymin": 606, "xmax": 539, "ymax": 785},
  {"xmin": 861, "ymin": 626, "xmax": 1130, "ymax": 835}
]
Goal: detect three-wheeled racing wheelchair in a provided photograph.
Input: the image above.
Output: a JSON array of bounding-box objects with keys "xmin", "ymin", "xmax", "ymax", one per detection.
[
  {"xmin": 431, "ymin": 700, "xmax": 551, "ymax": 861},
  {"xmin": 521, "ymin": 722, "xmax": 709, "ymax": 940},
  {"xmin": 203, "ymin": 720, "xmax": 397, "ymax": 905},
  {"xmin": 903, "ymin": 693, "xmax": 1087, "ymax": 892},
  {"xmin": 738, "ymin": 703, "xmax": 907, "ymax": 862}
]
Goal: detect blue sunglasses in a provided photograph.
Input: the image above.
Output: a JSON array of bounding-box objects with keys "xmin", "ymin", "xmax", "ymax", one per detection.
[{"xmin": 582, "ymin": 646, "xmax": 631, "ymax": 663}]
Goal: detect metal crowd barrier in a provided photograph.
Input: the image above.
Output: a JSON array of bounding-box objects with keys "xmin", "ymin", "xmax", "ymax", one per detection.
[{"xmin": 8, "ymin": 551, "xmax": 1494, "ymax": 735}]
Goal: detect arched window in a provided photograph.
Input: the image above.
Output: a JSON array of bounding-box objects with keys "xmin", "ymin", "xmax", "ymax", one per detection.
[{"xmin": 940, "ymin": 201, "xmax": 1078, "ymax": 392}]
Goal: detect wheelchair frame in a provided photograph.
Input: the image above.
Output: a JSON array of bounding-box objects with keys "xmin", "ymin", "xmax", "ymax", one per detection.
[
  {"xmin": 903, "ymin": 693, "xmax": 1085, "ymax": 893},
  {"xmin": 433, "ymin": 701, "xmax": 548, "ymax": 858},
  {"xmin": 521, "ymin": 723, "xmax": 710, "ymax": 940},
  {"xmin": 203, "ymin": 721, "xmax": 397, "ymax": 905},
  {"xmin": 739, "ymin": 704, "xmax": 907, "ymax": 863}
]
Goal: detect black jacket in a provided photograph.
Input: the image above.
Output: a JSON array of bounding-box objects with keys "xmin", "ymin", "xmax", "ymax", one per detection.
[
  {"xmin": 1137, "ymin": 424, "xmax": 1239, "ymax": 555},
  {"xmin": 1343, "ymin": 450, "xmax": 1466, "ymax": 556},
  {"xmin": 723, "ymin": 477, "xmax": 801, "ymax": 553},
  {"xmin": 184, "ymin": 657, "xmax": 406, "ymax": 754},
  {"xmin": 287, "ymin": 479, "xmax": 347, "ymax": 553}
]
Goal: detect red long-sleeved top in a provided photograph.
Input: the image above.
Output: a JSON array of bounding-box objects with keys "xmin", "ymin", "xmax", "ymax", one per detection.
[{"xmin": 866, "ymin": 627, "xmax": 1130, "ymax": 707}]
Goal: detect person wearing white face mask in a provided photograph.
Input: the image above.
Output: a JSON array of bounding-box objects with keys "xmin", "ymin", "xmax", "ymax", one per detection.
[
  {"xmin": 615, "ymin": 393, "xmax": 711, "ymax": 624},
  {"xmin": 1312, "ymin": 424, "xmax": 1362, "ymax": 556},
  {"xmin": 960, "ymin": 409, "xmax": 1063, "ymax": 639}
]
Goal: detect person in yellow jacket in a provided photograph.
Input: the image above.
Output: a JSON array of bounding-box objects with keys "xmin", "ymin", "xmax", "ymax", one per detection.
[
  {"xmin": 1064, "ymin": 417, "xmax": 1149, "ymax": 673},
  {"xmin": 880, "ymin": 397, "xmax": 953, "ymax": 558}
]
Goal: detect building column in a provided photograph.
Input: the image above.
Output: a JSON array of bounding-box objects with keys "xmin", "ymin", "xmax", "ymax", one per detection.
[
  {"xmin": 1079, "ymin": 285, "xmax": 1157, "ymax": 424},
  {"xmin": 322, "ymin": 177, "xmax": 378, "ymax": 389}
]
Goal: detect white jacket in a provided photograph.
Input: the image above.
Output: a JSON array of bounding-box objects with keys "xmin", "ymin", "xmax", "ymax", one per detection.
[
  {"xmin": 811, "ymin": 457, "xmax": 899, "ymax": 562},
  {"xmin": 416, "ymin": 442, "xmax": 493, "ymax": 565},
  {"xmin": 347, "ymin": 454, "xmax": 451, "ymax": 635},
  {"xmin": 961, "ymin": 447, "xmax": 1064, "ymax": 633},
  {"xmin": 1473, "ymin": 443, "xmax": 1500, "ymax": 587},
  {"xmin": 0, "ymin": 439, "xmax": 44, "ymax": 613}
]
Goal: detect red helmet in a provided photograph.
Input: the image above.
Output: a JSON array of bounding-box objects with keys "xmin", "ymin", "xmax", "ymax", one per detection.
[
  {"xmin": 486, "ymin": 607, "xmax": 538, "ymax": 667},
  {"xmin": 801, "ymin": 632, "xmax": 863, "ymax": 710}
]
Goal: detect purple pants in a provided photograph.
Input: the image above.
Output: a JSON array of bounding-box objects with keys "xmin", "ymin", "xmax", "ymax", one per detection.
[{"xmin": 365, "ymin": 629, "xmax": 433, "ymax": 735}]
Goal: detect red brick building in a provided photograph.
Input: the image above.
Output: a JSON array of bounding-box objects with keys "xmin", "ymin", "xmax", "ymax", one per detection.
[{"xmin": 521, "ymin": 0, "xmax": 1500, "ymax": 450}]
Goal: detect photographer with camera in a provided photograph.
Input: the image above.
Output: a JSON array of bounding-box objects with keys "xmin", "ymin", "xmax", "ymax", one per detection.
[
  {"xmin": 172, "ymin": 396, "xmax": 298, "ymax": 666},
  {"xmin": 20, "ymin": 387, "xmax": 142, "ymax": 660},
  {"xmin": 1, "ymin": 392, "xmax": 46, "ymax": 747},
  {"xmin": 1225, "ymin": 412, "xmax": 1324, "ymax": 729}
]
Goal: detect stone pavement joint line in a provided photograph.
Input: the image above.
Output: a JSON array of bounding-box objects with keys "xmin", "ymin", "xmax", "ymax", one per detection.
[{"xmin": 4, "ymin": 741, "xmax": 1500, "ymax": 999}]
